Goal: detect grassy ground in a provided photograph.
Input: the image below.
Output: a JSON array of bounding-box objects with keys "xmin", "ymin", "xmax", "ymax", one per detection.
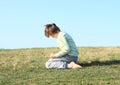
[{"xmin": 0, "ymin": 47, "xmax": 120, "ymax": 85}]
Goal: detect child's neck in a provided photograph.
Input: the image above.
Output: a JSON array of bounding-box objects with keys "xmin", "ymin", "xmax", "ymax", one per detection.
[{"xmin": 53, "ymin": 31, "xmax": 60, "ymax": 38}]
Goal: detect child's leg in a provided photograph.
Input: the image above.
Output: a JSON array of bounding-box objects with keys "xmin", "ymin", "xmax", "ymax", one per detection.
[
  {"xmin": 45, "ymin": 55, "xmax": 82, "ymax": 69},
  {"xmin": 45, "ymin": 58, "xmax": 67, "ymax": 68},
  {"xmin": 64, "ymin": 55, "xmax": 82, "ymax": 69}
]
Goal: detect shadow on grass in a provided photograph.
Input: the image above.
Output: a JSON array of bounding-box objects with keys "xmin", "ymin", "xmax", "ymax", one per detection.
[{"xmin": 79, "ymin": 60, "xmax": 120, "ymax": 67}]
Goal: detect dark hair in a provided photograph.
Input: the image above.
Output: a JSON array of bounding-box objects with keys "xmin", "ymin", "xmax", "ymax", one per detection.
[{"xmin": 44, "ymin": 23, "xmax": 61, "ymax": 37}]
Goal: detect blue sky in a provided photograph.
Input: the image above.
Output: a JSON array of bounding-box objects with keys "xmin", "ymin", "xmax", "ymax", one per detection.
[{"xmin": 0, "ymin": 0, "xmax": 120, "ymax": 49}]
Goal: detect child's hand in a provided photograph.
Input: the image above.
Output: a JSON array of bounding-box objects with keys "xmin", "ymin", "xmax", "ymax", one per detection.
[{"xmin": 50, "ymin": 53, "xmax": 56, "ymax": 58}]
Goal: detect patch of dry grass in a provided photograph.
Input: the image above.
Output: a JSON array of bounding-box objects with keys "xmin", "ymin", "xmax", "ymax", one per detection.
[{"xmin": 0, "ymin": 47, "xmax": 120, "ymax": 85}]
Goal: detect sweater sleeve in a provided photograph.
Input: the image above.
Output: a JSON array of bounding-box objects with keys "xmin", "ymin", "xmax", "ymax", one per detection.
[{"xmin": 55, "ymin": 34, "xmax": 70, "ymax": 57}]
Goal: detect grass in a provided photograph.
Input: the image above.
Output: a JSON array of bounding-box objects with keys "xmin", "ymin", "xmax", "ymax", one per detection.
[{"xmin": 0, "ymin": 47, "xmax": 120, "ymax": 85}]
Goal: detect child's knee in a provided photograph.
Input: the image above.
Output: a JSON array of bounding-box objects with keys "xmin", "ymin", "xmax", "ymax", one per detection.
[{"xmin": 45, "ymin": 61, "xmax": 51, "ymax": 68}]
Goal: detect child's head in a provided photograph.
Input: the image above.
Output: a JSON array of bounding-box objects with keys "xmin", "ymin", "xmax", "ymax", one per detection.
[{"xmin": 44, "ymin": 23, "xmax": 61, "ymax": 38}]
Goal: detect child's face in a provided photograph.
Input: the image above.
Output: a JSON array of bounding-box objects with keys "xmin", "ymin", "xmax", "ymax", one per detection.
[
  {"xmin": 50, "ymin": 34, "xmax": 56, "ymax": 38},
  {"xmin": 50, "ymin": 32, "xmax": 59, "ymax": 38}
]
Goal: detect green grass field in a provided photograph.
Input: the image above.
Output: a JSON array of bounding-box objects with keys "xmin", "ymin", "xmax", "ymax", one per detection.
[{"xmin": 0, "ymin": 47, "xmax": 120, "ymax": 85}]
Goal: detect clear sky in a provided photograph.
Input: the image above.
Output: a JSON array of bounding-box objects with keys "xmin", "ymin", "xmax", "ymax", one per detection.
[{"xmin": 0, "ymin": 0, "xmax": 120, "ymax": 49}]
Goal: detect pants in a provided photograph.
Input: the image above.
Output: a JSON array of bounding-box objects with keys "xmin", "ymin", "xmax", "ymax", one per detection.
[{"xmin": 45, "ymin": 55, "xmax": 78, "ymax": 69}]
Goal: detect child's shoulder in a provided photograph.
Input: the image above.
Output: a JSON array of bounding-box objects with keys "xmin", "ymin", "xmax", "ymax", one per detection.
[
  {"xmin": 58, "ymin": 32, "xmax": 67, "ymax": 38},
  {"xmin": 61, "ymin": 32, "xmax": 72, "ymax": 38}
]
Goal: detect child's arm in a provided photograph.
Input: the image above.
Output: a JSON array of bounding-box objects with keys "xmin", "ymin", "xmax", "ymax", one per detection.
[{"xmin": 55, "ymin": 34, "xmax": 70, "ymax": 57}]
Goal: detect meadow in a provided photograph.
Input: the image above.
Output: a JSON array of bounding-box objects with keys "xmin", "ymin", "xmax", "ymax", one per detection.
[{"xmin": 0, "ymin": 47, "xmax": 120, "ymax": 85}]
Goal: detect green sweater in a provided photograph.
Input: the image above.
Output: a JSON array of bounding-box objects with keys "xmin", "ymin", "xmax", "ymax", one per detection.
[{"xmin": 55, "ymin": 32, "xmax": 79, "ymax": 57}]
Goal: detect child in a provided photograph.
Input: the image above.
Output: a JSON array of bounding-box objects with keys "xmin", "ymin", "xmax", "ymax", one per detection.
[{"xmin": 44, "ymin": 23, "xmax": 82, "ymax": 69}]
